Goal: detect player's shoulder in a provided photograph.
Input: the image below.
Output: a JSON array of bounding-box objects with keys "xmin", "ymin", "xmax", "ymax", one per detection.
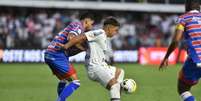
[
  {"xmin": 178, "ymin": 12, "xmax": 201, "ymax": 19},
  {"xmin": 69, "ymin": 21, "xmax": 81, "ymax": 26},
  {"xmin": 178, "ymin": 14, "xmax": 185, "ymax": 19},
  {"xmin": 176, "ymin": 12, "xmax": 201, "ymax": 23},
  {"xmin": 93, "ymin": 29, "xmax": 105, "ymax": 35},
  {"xmin": 64, "ymin": 21, "xmax": 83, "ymax": 35},
  {"xmin": 67, "ymin": 21, "xmax": 82, "ymax": 30},
  {"xmin": 91, "ymin": 29, "xmax": 106, "ymax": 38},
  {"xmin": 177, "ymin": 13, "xmax": 190, "ymax": 20},
  {"xmin": 85, "ymin": 29, "xmax": 106, "ymax": 41},
  {"xmin": 176, "ymin": 13, "xmax": 189, "ymax": 24}
]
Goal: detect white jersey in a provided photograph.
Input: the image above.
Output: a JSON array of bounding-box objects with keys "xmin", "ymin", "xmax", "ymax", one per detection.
[
  {"xmin": 84, "ymin": 29, "xmax": 108, "ymax": 69},
  {"xmin": 84, "ymin": 29, "xmax": 123, "ymax": 88}
]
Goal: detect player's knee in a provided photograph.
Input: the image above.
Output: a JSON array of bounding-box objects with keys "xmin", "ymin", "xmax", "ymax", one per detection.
[
  {"xmin": 70, "ymin": 73, "xmax": 79, "ymax": 80},
  {"xmin": 119, "ymin": 69, "xmax": 124, "ymax": 80},
  {"xmin": 116, "ymin": 68, "xmax": 124, "ymax": 83},
  {"xmin": 120, "ymin": 69, "xmax": 124, "ymax": 75},
  {"xmin": 177, "ymin": 79, "xmax": 192, "ymax": 95},
  {"xmin": 118, "ymin": 69, "xmax": 124, "ymax": 75},
  {"xmin": 115, "ymin": 68, "xmax": 121, "ymax": 79},
  {"xmin": 107, "ymin": 78, "xmax": 118, "ymax": 90}
]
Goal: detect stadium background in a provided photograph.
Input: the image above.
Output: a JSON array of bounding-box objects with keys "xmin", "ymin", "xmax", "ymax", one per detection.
[{"xmin": 0, "ymin": 0, "xmax": 201, "ymax": 101}]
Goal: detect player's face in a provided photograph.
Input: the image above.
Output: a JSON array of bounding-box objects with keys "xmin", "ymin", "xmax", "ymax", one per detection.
[
  {"xmin": 84, "ymin": 18, "xmax": 94, "ymax": 31},
  {"xmin": 108, "ymin": 26, "xmax": 119, "ymax": 37}
]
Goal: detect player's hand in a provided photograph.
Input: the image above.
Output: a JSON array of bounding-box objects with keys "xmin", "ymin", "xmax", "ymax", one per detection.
[
  {"xmin": 159, "ymin": 58, "xmax": 168, "ymax": 71},
  {"xmin": 57, "ymin": 43, "xmax": 66, "ymax": 50}
]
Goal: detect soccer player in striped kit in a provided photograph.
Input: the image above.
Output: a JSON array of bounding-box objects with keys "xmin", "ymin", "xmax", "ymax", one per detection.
[
  {"xmin": 44, "ymin": 12, "xmax": 95, "ymax": 101},
  {"xmin": 160, "ymin": 0, "xmax": 201, "ymax": 101},
  {"xmin": 59, "ymin": 17, "xmax": 124, "ymax": 101}
]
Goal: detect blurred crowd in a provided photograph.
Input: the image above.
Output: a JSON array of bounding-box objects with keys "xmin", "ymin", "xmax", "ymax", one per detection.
[
  {"xmin": 60, "ymin": 0, "xmax": 186, "ymax": 4},
  {"xmin": 111, "ymin": 13, "xmax": 177, "ymax": 50},
  {"xmin": 0, "ymin": 8, "xmax": 179, "ymax": 50}
]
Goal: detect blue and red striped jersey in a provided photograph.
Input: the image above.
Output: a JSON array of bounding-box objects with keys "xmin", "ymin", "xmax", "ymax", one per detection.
[
  {"xmin": 47, "ymin": 22, "xmax": 84, "ymax": 52},
  {"xmin": 177, "ymin": 10, "xmax": 201, "ymax": 63}
]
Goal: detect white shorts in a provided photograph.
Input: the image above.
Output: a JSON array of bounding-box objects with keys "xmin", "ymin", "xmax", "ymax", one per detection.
[{"xmin": 86, "ymin": 65, "xmax": 116, "ymax": 88}]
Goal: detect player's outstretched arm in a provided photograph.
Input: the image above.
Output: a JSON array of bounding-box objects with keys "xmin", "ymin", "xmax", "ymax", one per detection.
[
  {"xmin": 60, "ymin": 34, "xmax": 87, "ymax": 50},
  {"xmin": 68, "ymin": 33, "xmax": 86, "ymax": 51},
  {"xmin": 159, "ymin": 24, "xmax": 184, "ymax": 70}
]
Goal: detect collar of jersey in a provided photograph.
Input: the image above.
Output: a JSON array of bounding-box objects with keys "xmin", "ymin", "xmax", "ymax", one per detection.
[{"xmin": 189, "ymin": 10, "xmax": 200, "ymax": 13}]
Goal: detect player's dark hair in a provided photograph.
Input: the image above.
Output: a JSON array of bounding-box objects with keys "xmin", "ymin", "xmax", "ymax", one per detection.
[
  {"xmin": 79, "ymin": 12, "xmax": 95, "ymax": 21},
  {"xmin": 185, "ymin": 0, "xmax": 200, "ymax": 12},
  {"xmin": 103, "ymin": 17, "xmax": 120, "ymax": 27}
]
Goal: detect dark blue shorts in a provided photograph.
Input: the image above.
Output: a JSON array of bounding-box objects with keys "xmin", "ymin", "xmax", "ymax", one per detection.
[
  {"xmin": 44, "ymin": 51, "xmax": 76, "ymax": 80},
  {"xmin": 179, "ymin": 57, "xmax": 201, "ymax": 85}
]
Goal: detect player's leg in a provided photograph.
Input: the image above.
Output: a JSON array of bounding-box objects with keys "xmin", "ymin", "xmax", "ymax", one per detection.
[
  {"xmin": 57, "ymin": 64, "xmax": 77, "ymax": 96},
  {"xmin": 44, "ymin": 52, "xmax": 80, "ymax": 101},
  {"xmin": 115, "ymin": 67, "xmax": 124, "ymax": 95},
  {"xmin": 45, "ymin": 52, "xmax": 80, "ymax": 96},
  {"xmin": 57, "ymin": 64, "xmax": 80, "ymax": 101},
  {"xmin": 57, "ymin": 80, "xmax": 69, "ymax": 96},
  {"xmin": 115, "ymin": 67, "xmax": 124, "ymax": 84},
  {"xmin": 107, "ymin": 66, "xmax": 124, "ymax": 101},
  {"xmin": 178, "ymin": 73, "xmax": 196, "ymax": 101},
  {"xmin": 108, "ymin": 78, "xmax": 121, "ymax": 101},
  {"xmin": 44, "ymin": 52, "xmax": 67, "ymax": 95},
  {"xmin": 177, "ymin": 79, "xmax": 194, "ymax": 101},
  {"xmin": 106, "ymin": 66, "xmax": 124, "ymax": 88},
  {"xmin": 94, "ymin": 65, "xmax": 124, "ymax": 101},
  {"xmin": 177, "ymin": 58, "xmax": 199, "ymax": 101}
]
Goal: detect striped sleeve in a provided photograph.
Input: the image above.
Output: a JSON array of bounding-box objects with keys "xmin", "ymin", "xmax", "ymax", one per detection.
[
  {"xmin": 65, "ymin": 23, "xmax": 82, "ymax": 36},
  {"xmin": 175, "ymin": 16, "xmax": 185, "ymax": 31}
]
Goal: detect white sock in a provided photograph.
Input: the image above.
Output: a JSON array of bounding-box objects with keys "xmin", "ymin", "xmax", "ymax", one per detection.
[
  {"xmin": 117, "ymin": 69, "xmax": 124, "ymax": 83},
  {"xmin": 110, "ymin": 83, "xmax": 121, "ymax": 101},
  {"xmin": 180, "ymin": 91, "xmax": 193, "ymax": 101}
]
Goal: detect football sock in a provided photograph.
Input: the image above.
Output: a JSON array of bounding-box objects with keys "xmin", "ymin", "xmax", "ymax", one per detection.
[
  {"xmin": 117, "ymin": 69, "xmax": 124, "ymax": 94},
  {"xmin": 57, "ymin": 80, "xmax": 80, "ymax": 101},
  {"xmin": 117, "ymin": 69, "xmax": 124, "ymax": 83},
  {"xmin": 57, "ymin": 80, "xmax": 67, "ymax": 96},
  {"xmin": 181, "ymin": 91, "xmax": 196, "ymax": 101},
  {"xmin": 110, "ymin": 83, "xmax": 121, "ymax": 101}
]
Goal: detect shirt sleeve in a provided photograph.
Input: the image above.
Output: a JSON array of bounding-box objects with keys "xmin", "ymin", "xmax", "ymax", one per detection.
[
  {"xmin": 84, "ymin": 29, "xmax": 104, "ymax": 41},
  {"xmin": 66, "ymin": 23, "xmax": 82, "ymax": 36},
  {"xmin": 175, "ymin": 16, "xmax": 185, "ymax": 31}
]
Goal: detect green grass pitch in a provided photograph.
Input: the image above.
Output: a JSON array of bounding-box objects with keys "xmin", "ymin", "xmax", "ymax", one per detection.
[{"xmin": 0, "ymin": 63, "xmax": 201, "ymax": 101}]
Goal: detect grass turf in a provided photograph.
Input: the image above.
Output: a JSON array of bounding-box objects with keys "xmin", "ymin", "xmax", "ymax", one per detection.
[{"xmin": 0, "ymin": 63, "xmax": 200, "ymax": 101}]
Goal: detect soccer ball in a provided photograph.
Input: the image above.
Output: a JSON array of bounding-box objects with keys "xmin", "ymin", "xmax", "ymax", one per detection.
[{"xmin": 121, "ymin": 79, "xmax": 137, "ymax": 93}]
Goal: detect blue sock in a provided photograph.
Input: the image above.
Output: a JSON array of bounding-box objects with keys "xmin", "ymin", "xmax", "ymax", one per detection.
[
  {"xmin": 184, "ymin": 96, "xmax": 195, "ymax": 101},
  {"xmin": 57, "ymin": 80, "xmax": 80, "ymax": 101},
  {"xmin": 181, "ymin": 91, "xmax": 196, "ymax": 101},
  {"xmin": 57, "ymin": 81, "xmax": 66, "ymax": 96}
]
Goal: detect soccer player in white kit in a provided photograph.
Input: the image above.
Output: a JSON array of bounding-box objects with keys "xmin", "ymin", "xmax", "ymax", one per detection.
[{"xmin": 59, "ymin": 17, "xmax": 124, "ymax": 101}]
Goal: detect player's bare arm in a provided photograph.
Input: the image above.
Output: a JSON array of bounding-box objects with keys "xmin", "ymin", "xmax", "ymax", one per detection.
[
  {"xmin": 60, "ymin": 34, "xmax": 87, "ymax": 50},
  {"xmin": 159, "ymin": 24, "xmax": 184, "ymax": 70},
  {"xmin": 68, "ymin": 33, "xmax": 86, "ymax": 51}
]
